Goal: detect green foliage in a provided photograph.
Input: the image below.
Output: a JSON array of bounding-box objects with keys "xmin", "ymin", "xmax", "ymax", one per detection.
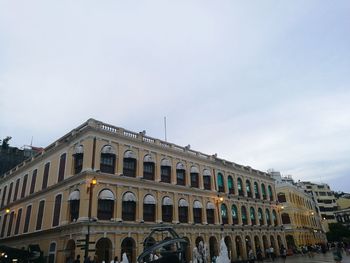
[
  {"xmin": 1, "ymin": 136, "xmax": 12, "ymax": 149},
  {"xmin": 326, "ymin": 223, "xmax": 350, "ymax": 242}
]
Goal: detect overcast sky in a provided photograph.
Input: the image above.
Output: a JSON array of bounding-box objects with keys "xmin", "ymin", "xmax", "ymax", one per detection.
[{"xmin": 1, "ymin": 1, "xmax": 349, "ymax": 192}]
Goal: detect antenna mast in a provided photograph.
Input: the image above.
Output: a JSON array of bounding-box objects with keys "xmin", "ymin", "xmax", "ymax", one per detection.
[{"xmin": 164, "ymin": 116, "xmax": 167, "ymax": 142}]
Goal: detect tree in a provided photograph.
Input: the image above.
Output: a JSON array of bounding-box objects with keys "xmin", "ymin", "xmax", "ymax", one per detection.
[
  {"xmin": 326, "ymin": 223, "xmax": 350, "ymax": 242},
  {"xmin": 0, "ymin": 136, "xmax": 12, "ymax": 149}
]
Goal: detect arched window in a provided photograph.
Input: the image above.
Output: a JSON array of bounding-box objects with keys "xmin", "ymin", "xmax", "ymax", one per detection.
[
  {"xmin": 162, "ymin": 197, "xmax": 173, "ymax": 222},
  {"xmin": 277, "ymin": 192, "xmax": 286, "ymax": 203},
  {"xmin": 68, "ymin": 190, "xmax": 80, "ymax": 222},
  {"xmin": 48, "ymin": 242, "xmax": 56, "ymax": 263},
  {"xmin": 254, "ymin": 182, "xmax": 260, "ymax": 199},
  {"xmin": 14, "ymin": 178, "xmax": 20, "ymax": 201},
  {"xmin": 221, "ymin": 204, "xmax": 228, "ymax": 224},
  {"xmin": 258, "ymin": 208, "xmax": 263, "ymax": 225},
  {"xmin": 272, "ymin": 210, "xmax": 278, "ymax": 226},
  {"xmin": 36, "ymin": 200, "xmax": 45, "ymax": 230},
  {"xmin": 42, "ymin": 162, "xmax": 50, "ymax": 190},
  {"xmin": 7, "ymin": 211, "xmax": 14, "ymax": 237},
  {"xmin": 261, "ymin": 183, "xmax": 267, "ymax": 200},
  {"xmin": 122, "ymin": 192, "xmax": 136, "ymax": 221},
  {"xmin": 0, "ymin": 214, "xmax": 6, "ymax": 237},
  {"xmin": 176, "ymin": 163, "xmax": 186, "ymax": 186},
  {"xmin": 217, "ymin": 173, "xmax": 225, "ymax": 192},
  {"xmin": 237, "ymin": 178, "xmax": 244, "ymax": 196},
  {"xmin": 1, "ymin": 185, "xmax": 7, "ymax": 207},
  {"xmin": 143, "ymin": 155, "xmax": 155, "ymax": 180},
  {"xmin": 23, "ymin": 205, "xmax": 32, "ymax": 233},
  {"xmin": 265, "ymin": 209, "xmax": 271, "ymax": 226},
  {"xmin": 160, "ymin": 159, "xmax": 171, "ymax": 183},
  {"xmin": 14, "ymin": 208, "xmax": 22, "ymax": 235},
  {"xmin": 73, "ymin": 145, "xmax": 84, "ymax": 174},
  {"xmin": 29, "ymin": 170, "xmax": 36, "ymax": 195},
  {"xmin": 100, "ymin": 145, "xmax": 116, "ymax": 174},
  {"xmin": 268, "ymin": 185, "xmax": 274, "ymax": 201},
  {"xmin": 123, "ymin": 150, "xmax": 137, "ymax": 177},
  {"xmin": 21, "ymin": 174, "xmax": 28, "ymax": 199},
  {"xmin": 231, "ymin": 205, "xmax": 238, "ymax": 225},
  {"xmin": 241, "ymin": 206, "xmax": 247, "ymax": 225},
  {"xmin": 281, "ymin": 213, "xmax": 291, "ymax": 224},
  {"xmin": 52, "ymin": 194, "xmax": 62, "ymax": 227},
  {"xmin": 8, "ymin": 182, "xmax": 13, "ymax": 204},
  {"xmin": 250, "ymin": 207, "xmax": 256, "ymax": 225},
  {"xmin": 206, "ymin": 202, "xmax": 215, "ymax": 224},
  {"xmin": 58, "ymin": 153, "xmax": 66, "ymax": 182},
  {"xmin": 193, "ymin": 201, "xmax": 203, "ymax": 224},
  {"xmin": 98, "ymin": 189, "xmax": 115, "ymax": 220},
  {"xmin": 246, "ymin": 180, "xmax": 252, "ymax": 198},
  {"xmin": 203, "ymin": 169, "xmax": 211, "ymax": 190},
  {"xmin": 228, "ymin": 176, "xmax": 234, "ymax": 194},
  {"xmin": 178, "ymin": 199, "xmax": 189, "ymax": 223},
  {"xmin": 190, "ymin": 166, "xmax": 199, "ymax": 188},
  {"xmin": 143, "ymin": 194, "xmax": 156, "ymax": 222}
]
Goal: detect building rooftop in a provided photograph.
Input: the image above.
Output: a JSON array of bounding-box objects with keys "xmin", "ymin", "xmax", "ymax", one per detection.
[{"xmin": 1, "ymin": 118, "xmax": 272, "ymax": 181}]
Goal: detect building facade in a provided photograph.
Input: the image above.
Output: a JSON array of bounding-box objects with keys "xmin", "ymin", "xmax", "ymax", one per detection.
[
  {"xmin": 299, "ymin": 182, "xmax": 337, "ymax": 232},
  {"xmin": 334, "ymin": 208, "xmax": 350, "ymax": 229},
  {"xmin": 271, "ymin": 173, "xmax": 326, "ymax": 249},
  {"xmin": 0, "ymin": 119, "xmax": 285, "ymax": 263}
]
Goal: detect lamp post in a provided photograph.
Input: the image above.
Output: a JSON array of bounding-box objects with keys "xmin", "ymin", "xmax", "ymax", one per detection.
[
  {"xmin": 85, "ymin": 177, "xmax": 97, "ymax": 259},
  {"xmin": 216, "ymin": 196, "xmax": 224, "ymax": 226}
]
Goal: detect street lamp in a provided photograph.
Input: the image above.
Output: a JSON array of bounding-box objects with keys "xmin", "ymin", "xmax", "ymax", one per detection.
[
  {"xmin": 5, "ymin": 208, "xmax": 10, "ymax": 214},
  {"xmin": 85, "ymin": 177, "xmax": 97, "ymax": 259},
  {"xmin": 216, "ymin": 196, "xmax": 224, "ymax": 225}
]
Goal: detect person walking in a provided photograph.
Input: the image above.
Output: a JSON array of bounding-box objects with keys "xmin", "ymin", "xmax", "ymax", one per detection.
[
  {"xmin": 110, "ymin": 256, "xmax": 119, "ymax": 263},
  {"xmin": 256, "ymin": 247, "xmax": 263, "ymax": 263},
  {"xmin": 333, "ymin": 243, "xmax": 343, "ymax": 263},
  {"xmin": 248, "ymin": 247, "xmax": 255, "ymax": 263},
  {"xmin": 280, "ymin": 245, "xmax": 287, "ymax": 263},
  {"xmin": 74, "ymin": 255, "xmax": 81, "ymax": 263},
  {"xmin": 269, "ymin": 245, "xmax": 275, "ymax": 262}
]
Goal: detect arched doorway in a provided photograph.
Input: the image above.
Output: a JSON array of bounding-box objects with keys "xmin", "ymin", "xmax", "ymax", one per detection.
[
  {"xmin": 209, "ymin": 236, "xmax": 218, "ymax": 261},
  {"xmin": 195, "ymin": 236, "xmax": 204, "ymax": 248},
  {"xmin": 286, "ymin": 235, "xmax": 295, "ymax": 249},
  {"xmin": 224, "ymin": 236, "xmax": 232, "ymax": 260},
  {"xmin": 182, "ymin": 237, "xmax": 191, "ymax": 263},
  {"xmin": 277, "ymin": 235, "xmax": 283, "ymax": 249},
  {"xmin": 235, "ymin": 236, "xmax": 243, "ymax": 260},
  {"xmin": 245, "ymin": 236, "xmax": 253, "ymax": 253},
  {"xmin": 270, "ymin": 235, "xmax": 277, "ymax": 256},
  {"xmin": 65, "ymin": 239, "xmax": 75, "ymax": 262},
  {"xmin": 262, "ymin": 235, "xmax": 269, "ymax": 255},
  {"xmin": 254, "ymin": 236, "xmax": 261, "ymax": 251},
  {"xmin": 96, "ymin": 238, "xmax": 112, "ymax": 263},
  {"xmin": 121, "ymin": 237, "xmax": 136, "ymax": 263}
]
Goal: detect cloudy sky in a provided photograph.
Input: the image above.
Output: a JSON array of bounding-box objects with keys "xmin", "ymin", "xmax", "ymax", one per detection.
[{"xmin": 1, "ymin": 1, "xmax": 349, "ymax": 192}]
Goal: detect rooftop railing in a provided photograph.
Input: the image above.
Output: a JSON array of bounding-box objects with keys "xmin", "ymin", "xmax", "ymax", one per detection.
[{"xmin": 1, "ymin": 118, "xmax": 271, "ymax": 180}]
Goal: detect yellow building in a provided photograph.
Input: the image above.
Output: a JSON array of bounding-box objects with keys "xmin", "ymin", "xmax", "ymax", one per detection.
[
  {"xmin": 0, "ymin": 119, "xmax": 285, "ymax": 262},
  {"xmin": 274, "ymin": 176, "xmax": 326, "ymax": 249}
]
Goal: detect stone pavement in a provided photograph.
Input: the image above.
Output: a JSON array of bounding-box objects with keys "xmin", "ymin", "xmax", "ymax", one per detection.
[{"xmin": 265, "ymin": 252, "xmax": 350, "ymax": 263}]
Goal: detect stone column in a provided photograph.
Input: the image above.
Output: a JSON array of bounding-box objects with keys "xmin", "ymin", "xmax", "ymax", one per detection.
[
  {"xmin": 116, "ymin": 187, "xmax": 122, "ymax": 221},
  {"xmin": 156, "ymin": 192, "xmax": 163, "ymax": 223},
  {"xmin": 137, "ymin": 189, "xmax": 143, "ymax": 222},
  {"xmin": 173, "ymin": 192, "xmax": 179, "ymax": 224},
  {"xmin": 137, "ymin": 150, "xmax": 143, "ymax": 179}
]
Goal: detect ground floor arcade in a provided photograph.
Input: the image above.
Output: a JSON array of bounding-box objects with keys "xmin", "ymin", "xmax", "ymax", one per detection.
[{"xmin": 3, "ymin": 223, "xmax": 286, "ymax": 263}]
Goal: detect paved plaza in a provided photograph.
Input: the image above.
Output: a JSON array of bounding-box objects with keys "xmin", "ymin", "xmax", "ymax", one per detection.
[{"xmin": 266, "ymin": 253, "xmax": 350, "ymax": 263}]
